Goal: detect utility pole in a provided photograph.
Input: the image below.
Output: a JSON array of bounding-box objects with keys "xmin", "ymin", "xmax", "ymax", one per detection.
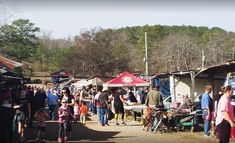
[
  {"xmin": 72, "ymin": 69, "xmax": 75, "ymax": 78},
  {"xmin": 202, "ymin": 49, "xmax": 205, "ymax": 68},
  {"xmin": 233, "ymin": 43, "xmax": 235, "ymax": 60},
  {"xmin": 145, "ymin": 32, "xmax": 149, "ymax": 78}
]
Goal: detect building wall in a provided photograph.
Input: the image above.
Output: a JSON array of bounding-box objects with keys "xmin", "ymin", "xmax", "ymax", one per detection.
[
  {"xmin": 194, "ymin": 78, "xmax": 224, "ymax": 101},
  {"xmin": 170, "ymin": 76, "xmax": 224, "ymax": 104},
  {"xmin": 30, "ymin": 76, "xmax": 51, "ymax": 82},
  {"xmin": 170, "ymin": 76, "xmax": 192, "ymax": 103}
]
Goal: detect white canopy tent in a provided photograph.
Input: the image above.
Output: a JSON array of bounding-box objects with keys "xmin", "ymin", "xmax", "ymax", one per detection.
[{"xmin": 73, "ymin": 79, "xmax": 91, "ymax": 89}]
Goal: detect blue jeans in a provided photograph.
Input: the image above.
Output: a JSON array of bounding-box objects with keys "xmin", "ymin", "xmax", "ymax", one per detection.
[
  {"xmin": 89, "ymin": 101, "xmax": 93, "ymax": 111},
  {"xmin": 99, "ymin": 108, "xmax": 108, "ymax": 126},
  {"xmin": 48, "ymin": 104, "xmax": 56, "ymax": 120},
  {"xmin": 90, "ymin": 102, "xmax": 96, "ymax": 114},
  {"xmin": 203, "ymin": 110, "xmax": 211, "ymax": 135},
  {"xmin": 97, "ymin": 107, "xmax": 100, "ymax": 121}
]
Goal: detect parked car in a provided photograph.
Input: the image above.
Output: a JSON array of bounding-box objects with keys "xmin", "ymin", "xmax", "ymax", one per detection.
[{"xmin": 163, "ymin": 95, "xmax": 171, "ymax": 109}]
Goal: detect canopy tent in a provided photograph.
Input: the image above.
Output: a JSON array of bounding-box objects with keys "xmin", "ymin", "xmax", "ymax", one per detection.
[
  {"xmin": 104, "ymin": 71, "xmax": 150, "ymax": 87},
  {"xmin": 51, "ymin": 69, "xmax": 72, "ymax": 79},
  {"xmin": 87, "ymin": 75, "xmax": 114, "ymax": 86},
  {"xmin": 74, "ymin": 79, "xmax": 91, "ymax": 89}
]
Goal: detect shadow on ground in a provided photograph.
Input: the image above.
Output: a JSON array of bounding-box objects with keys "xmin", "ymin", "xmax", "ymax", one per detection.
[{"xmin": 23, "ymin": 121, "xmax": 120, "ymax": 142}]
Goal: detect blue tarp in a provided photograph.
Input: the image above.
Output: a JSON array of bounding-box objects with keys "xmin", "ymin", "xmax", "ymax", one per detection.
[{"xmin": 153, "ymin": 78, "xmax": 170, "ymax": 99}]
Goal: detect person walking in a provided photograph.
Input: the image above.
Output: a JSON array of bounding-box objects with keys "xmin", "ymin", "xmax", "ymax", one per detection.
[
  {"xmin": 145, "ymin": 86, "xmax": 162, "ymax": 108},
  {"xmin": 47, "ymin": 89, "xmax": 58, "ymax": 120},
  {"xmin": 34, "ymin": 88, "xmax": 47, "ymax": 111},
  {"xmin": 139, "ymin": 87, "xmax": 148, "ymax": 104},
  {"xmin": 73, "ymin": 100, "xmax": 80, "ymax": 123},
  {"xmin": 216, "ymin": 85, "xmax": 235, "ymax": 143},
  {"xmin": 80, "ymin": 101, "xmax": 88, "ymax": 125},
  {"xmin": 113, "ymin": 88, "xmax": 127, "ymax": 125},
  {"xmin": 34, "ymin": 108, "xmax": 49, "ymax": 141},
  {"xmin": 98, "ymin": 86, "xmax": 110, "ymax": 126},
  {"xmin": 27, "ymin": 86, "xmax": 37, "ymax": 128},
  {"xmin": 61, "ymin": 87, "xmax": 74, "ymax": 140},
  {"xmin": 94, "ymin": 86, "xmax": 102, "ymax": 122},
  {"xmin": 14, "ymin": 89, "xmax": 31, "ymax": 142},
  {"xmin": 57, "ymin": 100, "xmax": 73, "ymax": 143},
  {"xmin": 201, "ymin": 85, "xmax": 213, "ymax": 137},
  {"xmin": 0, "ymin": 88, "xmax": 15, "ymax": 143}
]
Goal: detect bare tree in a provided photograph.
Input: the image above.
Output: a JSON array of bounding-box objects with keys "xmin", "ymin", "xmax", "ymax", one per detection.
[
  {"xmin": 0, "ymin": 1, "xmax": 16, "ymax": 26},
  {"xmin": 152, "ymin": 33, "xmax": 201, "ymax": 73},
  {"xmin": 203, "ymin": 28, "xmax": 229, "ymax": 66},
  {"xmin": 62, "ymin": 28, "xmax": 131, "ymax": 76}
]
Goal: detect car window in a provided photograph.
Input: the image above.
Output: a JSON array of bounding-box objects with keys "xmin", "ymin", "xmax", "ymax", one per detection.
[
  {"xmin": 167, "ymin": 97, "xmax": 171, "ymax": 102},
  {"xmin": 164, "ymin": 96, "xmax": 171, "ymax": 102},
  {"xmin": 224, "ymin": 74, "xmax": 235, "ymax": 96}
]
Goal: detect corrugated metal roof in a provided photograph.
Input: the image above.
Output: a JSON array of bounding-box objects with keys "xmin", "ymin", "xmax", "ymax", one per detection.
[
  {"xmin": 194, "ymin": 61, "xmax": 235, "ymax": 78},
  {"xmin": 152, "ymin": 61, "xmax": 235, "ymax": 80},
  {"xmin": 0, "ymin": 55, "xmax": 22, "ymax": 71},
  {"xmin": 151, "ymin": 70, "xmax": 199, "ymax": 79}
]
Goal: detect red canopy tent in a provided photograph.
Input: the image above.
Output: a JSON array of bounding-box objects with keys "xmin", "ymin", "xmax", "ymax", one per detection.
[{"xmin": 104, "ymin": 71, "xmax": 150, "ymax": 87}]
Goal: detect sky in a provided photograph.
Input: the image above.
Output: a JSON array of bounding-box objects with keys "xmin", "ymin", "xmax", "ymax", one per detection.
[{"xmin": 1, "ymin": 0, "xmax": 235, "ymax": 39}]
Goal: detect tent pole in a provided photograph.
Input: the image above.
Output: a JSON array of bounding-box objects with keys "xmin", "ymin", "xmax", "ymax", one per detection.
[
  {"xmin": 190, "ymin": 71, "xmax": 195, "ymax": 103},
  {"xmin": 133, "ymin": 86, "xmax": 136, "ymax": 101}
]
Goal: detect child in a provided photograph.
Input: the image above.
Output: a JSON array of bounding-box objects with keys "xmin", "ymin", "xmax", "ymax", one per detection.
[
  {"xmin": 73, "ymin": 100, "xmax": 80, "ymax": 123},
  {"xmin": 34, "ymin": 108, "xmax": 49, "ymax": 141},
  {"xmin": 57, "ymin": 100, "xmax": 73, "ymax": 143},
  {"xmin": 80, "ymin": 101, "xmax": 88, "ymax": 125}
]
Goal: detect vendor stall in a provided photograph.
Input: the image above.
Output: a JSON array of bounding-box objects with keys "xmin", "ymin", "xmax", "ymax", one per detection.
[
  {"xmin": 124, "ymin": 104, "xmax": 146, "ymax": 113},
  {"xmin": 104, "ymin": 71, "xmax": 150, "ymax": 87},
  {"xmin": 123, "ymin": 104, "xmax": 146, "ymax": 121},
  {"xmin": 104, "ymin": 72, "xmax": 150, "ymax": 120}
]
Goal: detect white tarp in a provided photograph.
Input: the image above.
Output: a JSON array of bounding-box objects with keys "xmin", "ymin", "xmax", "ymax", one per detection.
[{"xmin": 74, "ymin": 79, "xmax": 91, "ymax": 88}]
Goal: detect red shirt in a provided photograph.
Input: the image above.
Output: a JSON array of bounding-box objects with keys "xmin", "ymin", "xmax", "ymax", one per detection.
[
  {"xmin": 58, "ymin": 106, "xmax": 71, "ymax": 123},
  {"xmin": 80, "ymin": 105, "xmax": 88, "ymax": 115}
]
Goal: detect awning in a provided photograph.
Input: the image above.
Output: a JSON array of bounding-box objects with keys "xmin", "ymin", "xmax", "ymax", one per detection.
[{"xmin": 104, "ymin": 71, "xmax": 150, "ymax": 87}]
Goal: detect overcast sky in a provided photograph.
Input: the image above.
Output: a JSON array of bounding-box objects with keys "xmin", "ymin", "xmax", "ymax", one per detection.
[{"xmin": 1, "ymin": 0, "xmax": 235, "ymax": 39}]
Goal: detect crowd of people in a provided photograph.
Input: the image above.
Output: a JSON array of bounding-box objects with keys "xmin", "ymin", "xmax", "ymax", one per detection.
[
  {"xmin": 141, "ymin": 83, "xmax": 235, "ymax": 143},
  {"xmin": 0, "ymin": 83, "xmax": 149, "ymax": 143},
  {"xmin": 201, "ymin": 85, "xmax": 235, "ymax": 143},
  {"xmin": 1, "ymin": 81, "xmax": 235, "ymax": 143}
]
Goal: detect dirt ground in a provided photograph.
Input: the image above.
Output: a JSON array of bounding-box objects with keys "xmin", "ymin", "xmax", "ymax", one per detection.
[{"xmin": 23, "ymin": 113, "xmax": 235, "ymax": 143}]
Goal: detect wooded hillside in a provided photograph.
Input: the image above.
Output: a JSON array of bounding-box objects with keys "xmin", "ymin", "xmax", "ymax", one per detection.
[{"xmin": 1, "ymin": 19, "xmax": 235, "ymax": 76}]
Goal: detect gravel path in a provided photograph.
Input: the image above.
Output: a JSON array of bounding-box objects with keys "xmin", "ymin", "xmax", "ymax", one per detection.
[{"xmin": 23, "ymin": 113, "xmax": 234, "ymax": 143}]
